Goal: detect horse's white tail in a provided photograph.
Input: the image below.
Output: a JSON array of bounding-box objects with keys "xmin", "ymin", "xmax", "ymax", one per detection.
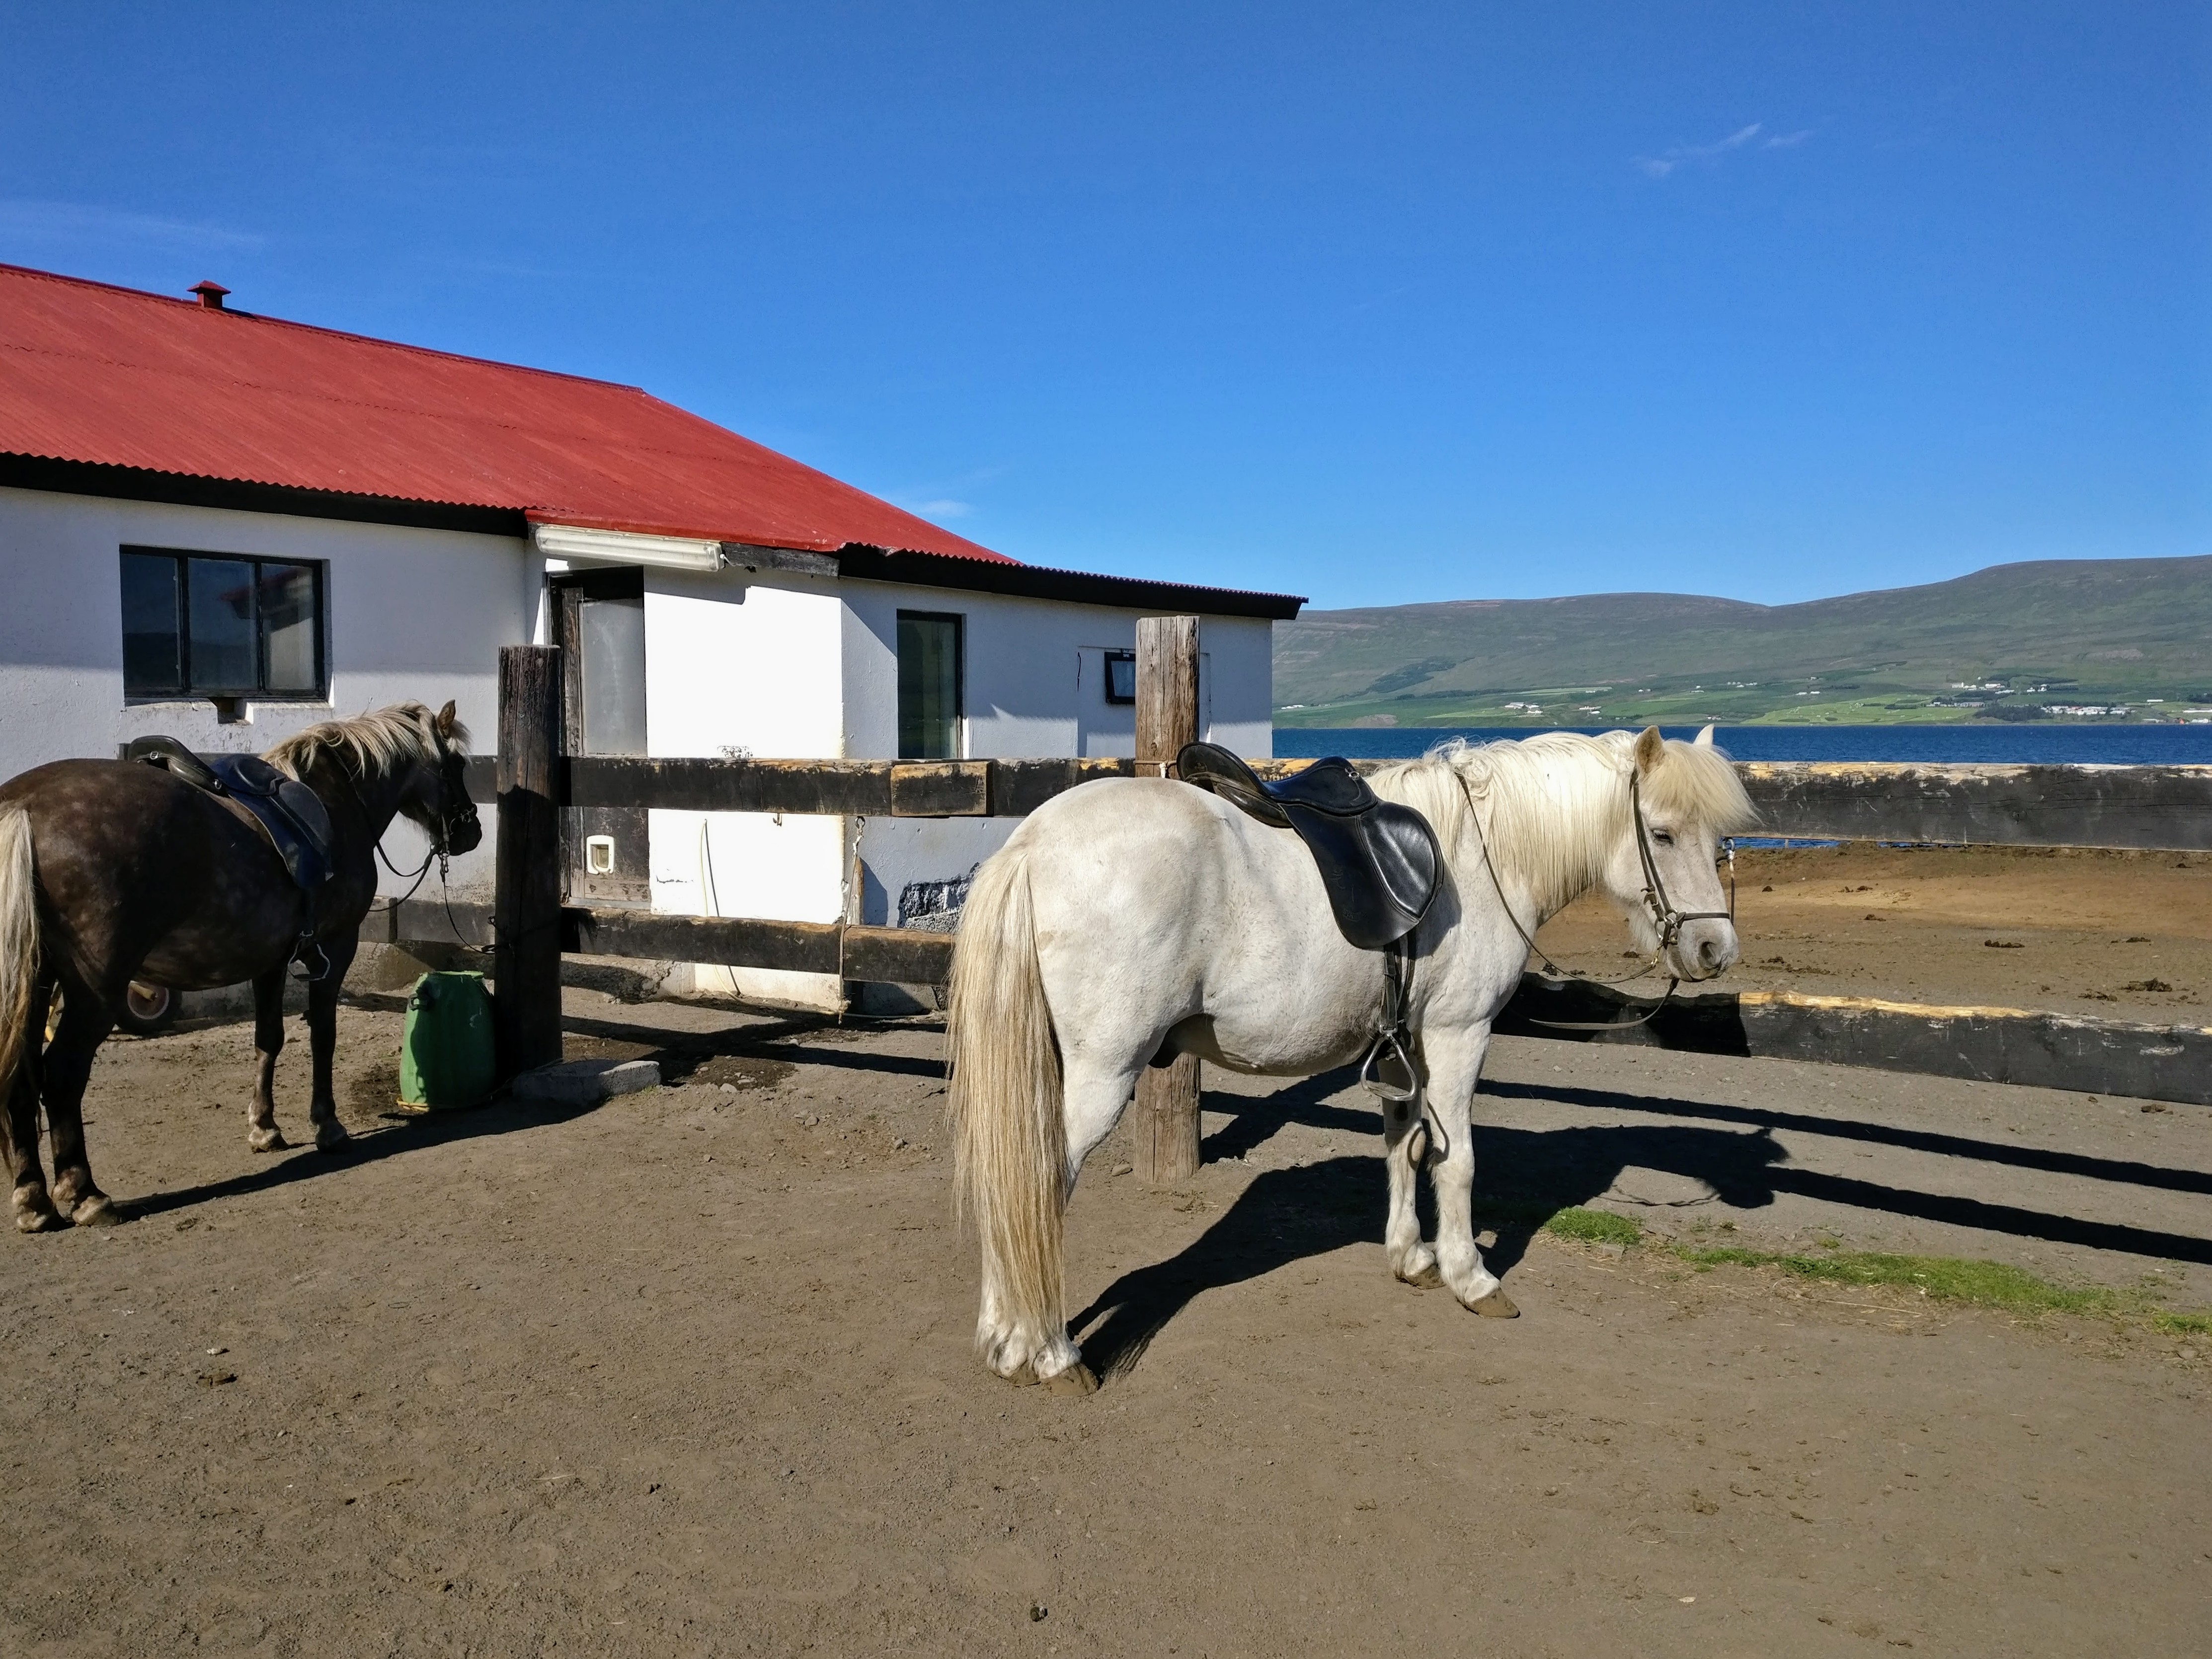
[
  {"xmin": 0, "ymin": 803, "xmax": 38, "ymax": 1130},
  {"xmin": 947, "ymin": 846, "xmax": 1067, "ymax": 1363}
]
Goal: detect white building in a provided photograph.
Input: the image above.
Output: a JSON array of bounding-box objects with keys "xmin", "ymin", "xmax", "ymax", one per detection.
[{"xmin": 0, "ymin": 263, "xmax": 1300, "ymax": 1008}]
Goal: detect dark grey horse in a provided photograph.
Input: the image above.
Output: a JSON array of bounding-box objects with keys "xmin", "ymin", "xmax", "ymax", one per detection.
[{"xmin": 0, "ymin": 701, "xmax": 481, "ymax": 1232}]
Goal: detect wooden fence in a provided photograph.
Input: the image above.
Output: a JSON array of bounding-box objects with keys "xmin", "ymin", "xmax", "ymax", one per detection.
[{"xmin": 373, "ymin": 639, "xmax": 2212, "ymax": 1153}]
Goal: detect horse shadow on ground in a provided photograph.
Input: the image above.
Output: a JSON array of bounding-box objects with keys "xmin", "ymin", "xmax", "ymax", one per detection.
[
  {"xmin": 1072, "ymin": 1074, "xmax": 1789, "ymax": 1384},
  {"xmin": 109, "ymin": 1008, "xmax": 838, "ymax": 1223},
  {"xmin": 1073, "ymin": 1064, "xmax": 2212, "ymax": 1384}
]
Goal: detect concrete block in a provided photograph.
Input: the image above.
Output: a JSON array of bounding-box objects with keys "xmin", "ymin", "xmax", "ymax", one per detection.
[{"xmin": 511, "ymin": 1057, "xmax": 660, "ymax": 1106}]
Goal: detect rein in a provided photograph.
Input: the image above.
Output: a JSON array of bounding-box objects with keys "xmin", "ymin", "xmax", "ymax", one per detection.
[
  {"xmin": 332, "ymin": 742, "xmax": 476, "ymax": 948},
  {"xmin": 1454, "ymin": 768, "xmax": 1736, "ymax": 1032}
]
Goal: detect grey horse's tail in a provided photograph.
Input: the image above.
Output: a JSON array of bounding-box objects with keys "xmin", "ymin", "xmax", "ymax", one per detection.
[
  {"xmin": 946, "ymin": 845, "xmax": 1067, "ymax": 1365},
  {"xmin": 0, "ymin": 804, "xmax": 37, "ymax": 1147}
]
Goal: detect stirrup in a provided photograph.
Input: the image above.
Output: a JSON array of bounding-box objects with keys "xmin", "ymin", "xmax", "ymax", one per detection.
[{"xmin": 1359, "ymin": 1025, "xmax": 1418, "ymax": 1104}]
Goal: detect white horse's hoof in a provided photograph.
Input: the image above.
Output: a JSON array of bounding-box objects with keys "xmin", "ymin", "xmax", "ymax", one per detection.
[
  {"xmin": 1392, "ymin": 1243, "xmax": 1440, "ymax": 1287},
  {"xmin": 247, "ymin": 1127, "xmax": 287, "ymax": 1153},
  {"xmin": 70, "ymin": 1194, "xmax": 123, "ymax": 1226},
  {"xmin": 1469, "ymin": 1289, "xmax": 1521, "ymax": 1319},
  {"xmin": 1043, "ymin": 1361, "xmax": 1099, "ymax": 1397}
]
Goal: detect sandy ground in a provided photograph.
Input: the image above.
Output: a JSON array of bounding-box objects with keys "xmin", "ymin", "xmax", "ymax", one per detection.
[
  {"xmin": 3, "ymin": 845, "xmax": 2210, "ymax": 1656},
  {"xmin": 1539, "ymin": 844, "xmax": 2212, "ymax": 1027}
]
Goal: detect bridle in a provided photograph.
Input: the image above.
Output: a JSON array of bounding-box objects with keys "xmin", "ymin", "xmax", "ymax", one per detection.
[
  {"xmin": 367, "ymin": 741, "xmax": 479, "ymax": 934},
  {"xmin": 1625, "ymin": 771, "xmax": 1738, "ymax": 963},
  {"xmin": 1459, "ymin": 767, "xmax": 1737, "ymax": 1031}
]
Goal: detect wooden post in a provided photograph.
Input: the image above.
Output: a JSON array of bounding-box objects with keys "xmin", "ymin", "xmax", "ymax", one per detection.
[
  {"xmin": 1134, "ymin": 614, "xmax": 1202, "ymax": 1184},
  {"xmin": 493, "ymin": 644, "xmax": 564, "ymax": 1081}
]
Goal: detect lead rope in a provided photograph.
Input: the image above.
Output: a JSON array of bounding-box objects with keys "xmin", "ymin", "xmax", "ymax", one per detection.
[{"xmin": 363, "ymin": 758, "xmax": 464, "ymax": 943}]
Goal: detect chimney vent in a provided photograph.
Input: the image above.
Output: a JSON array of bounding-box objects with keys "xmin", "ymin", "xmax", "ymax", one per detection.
[{"xmin": 189, "ymin": 281, "xmax": 230, "ymax": 311}]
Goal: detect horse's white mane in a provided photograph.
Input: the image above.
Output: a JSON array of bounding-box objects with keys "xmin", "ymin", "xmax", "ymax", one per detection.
[
  {"xmin": 1370, "ymin": 730, "xmax": 1757, "ymax": 916},
  {"xmin": 263, "ymin": 702, "xmax": 466, "ymax": 783}
]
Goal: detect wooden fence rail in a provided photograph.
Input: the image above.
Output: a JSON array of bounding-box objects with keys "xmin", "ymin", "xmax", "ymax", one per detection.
[
  {"xmin": 459, "ymin": 753, "xmax": 2212, "ymax": 851},
  {"xmin": 364, "ymin": 893, "xmax": 2210, "ymax": 1109},
  {"xmin": 405, "ymin": 642, "xmax": 2209, "ymax": 1109}
]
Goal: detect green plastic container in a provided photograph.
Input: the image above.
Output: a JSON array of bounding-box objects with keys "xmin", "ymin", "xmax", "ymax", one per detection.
[{"xmin": 398, "ymin": 971, "xmax": 496, "ymax": 1109}]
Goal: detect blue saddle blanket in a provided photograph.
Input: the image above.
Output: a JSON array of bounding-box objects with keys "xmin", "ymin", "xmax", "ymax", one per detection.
[{"xmin": 204, "ymin": 753, "xmax": 336, "ymax": 895}]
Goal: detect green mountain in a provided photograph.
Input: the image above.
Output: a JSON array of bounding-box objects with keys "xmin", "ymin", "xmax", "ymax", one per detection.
[{"xmin": 1273, "ymin": 555, "xmax": 2212, "ymax": 727}]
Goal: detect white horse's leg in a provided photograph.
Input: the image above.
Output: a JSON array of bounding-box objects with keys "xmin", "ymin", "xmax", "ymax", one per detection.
[
  {"xmin": 974, "ymin": 1049, "xmax": 1143, "ymax": 1391},
  {"xmin": 1381, "ymin": 1089, "xmax": 1438, "ymax": 1286},
  {"xmin": 1422, "ymin": 1025, "xmax": 1517, "ymax": 1316}
]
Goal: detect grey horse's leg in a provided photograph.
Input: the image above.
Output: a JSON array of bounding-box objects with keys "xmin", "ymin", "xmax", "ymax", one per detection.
[
  {"xmin": 247, "ymin": 966, "xmax": 289, "ymax": 1152},
  {"xmin": 42, "ymin": 980, "xmax": 121, "ymax": 1225},
  {"xmin": 306, "ymin": 940, "xmax": 355, "ymax": 1152},
  {"xmin": 4, "ymin": 979, "xmax": 58, "ymax": 1231}
]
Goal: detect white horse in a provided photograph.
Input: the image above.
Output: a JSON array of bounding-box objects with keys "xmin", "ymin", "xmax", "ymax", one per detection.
[{"xmin": 947, "ymin": 725, "xmax": 1757, "ymax": 1392}]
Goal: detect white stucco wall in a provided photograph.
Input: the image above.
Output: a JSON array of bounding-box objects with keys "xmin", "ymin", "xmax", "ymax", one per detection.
[
  {"xmin": 0, "ymin": 486, "xmax": 1284, "ymax": 1013},
  {"xmin": 839, "ymin": 578, "xmax": 1275, "ymax": 932},
  {"xmin": 633, "ymin": 566, "xmax": 852, "ymax": 1009},
  {"xmin": 0, "ymin": 485, "xmax": 532, "ymax": 896}
]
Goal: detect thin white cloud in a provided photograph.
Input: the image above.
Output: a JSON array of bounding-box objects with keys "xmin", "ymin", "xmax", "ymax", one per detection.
[
  {"xmin": 1635, "ymin": 123, "xmax": 1796, "ymax": 179},
  {"xmin": 0, "ymin": 198, "xmax": 265, "ymax": 253},
  {"xmin": 892, "ymin": 465, "xmax": 1009, "ymax": 523}
]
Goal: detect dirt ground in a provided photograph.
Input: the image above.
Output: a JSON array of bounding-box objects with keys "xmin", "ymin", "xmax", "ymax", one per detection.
[
  {"xmin": 2, "ymin": 846, "xmax": 2209, "ymax": 1657},
  {"xmin": 1540, "ymin": 843, "xmax": 2212, "ymax": 1027}
]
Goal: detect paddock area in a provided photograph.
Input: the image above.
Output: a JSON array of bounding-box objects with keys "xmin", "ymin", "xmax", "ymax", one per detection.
[{"xmin": 1, "ymin": 938, "xmax": 2207, "ymax": 1655}]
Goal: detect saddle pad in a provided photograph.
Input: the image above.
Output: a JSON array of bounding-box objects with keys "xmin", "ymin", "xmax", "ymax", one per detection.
[{"xmin": 205, "ymin": 754, "xmax": 335, "ymax": 893}]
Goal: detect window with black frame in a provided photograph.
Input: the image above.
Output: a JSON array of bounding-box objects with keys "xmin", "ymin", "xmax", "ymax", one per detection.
[
  {"xmin": 897, "ymin": 611, "xmax": 963, "ymax": 760},
  {"xmin": 1102, "ymin": 648, "xmax": 1137, "ymax": 704},
  {"xmin": 120, "ymin": 549, "xmax": 325, "ymax": 700}
]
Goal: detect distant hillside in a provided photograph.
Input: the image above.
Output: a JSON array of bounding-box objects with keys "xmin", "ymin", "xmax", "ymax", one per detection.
[{"xmin": 1273, "ymin": 555, "xmax": 2212, "ymax": 727}]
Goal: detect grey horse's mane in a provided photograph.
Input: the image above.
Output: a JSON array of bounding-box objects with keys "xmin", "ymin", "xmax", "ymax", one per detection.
[
  {"xmin": 1369, "ymin": 730, "xmax": 1757, "ymax": 918},
  {"xmin": 262, "ymin": 702, "xmax": 466, "ymax": 784}
]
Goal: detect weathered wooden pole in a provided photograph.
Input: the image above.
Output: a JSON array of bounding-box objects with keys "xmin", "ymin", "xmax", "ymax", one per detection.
[
  {"xmin": 1134, "ymin": 614, "xmax": 1202, "ymax": 1184},
  {"xmin": 493, "ymin": 644, "xmax": 564, "ymax": 1081}
]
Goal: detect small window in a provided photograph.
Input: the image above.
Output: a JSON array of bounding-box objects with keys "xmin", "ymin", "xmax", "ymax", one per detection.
[
  {"xmin": 577, "ymin": 595, "xmax": 647, "ymax": 755},
  {"xmin": 120, "ymin": 549, "xmax": 326, "ymax": 700},
  {"xmin": 1102, "ymin": 649, "xmax": 1136, "ymax": 705},
  {"xmin": 897, "ymin": 611, "xmax": 963, "ymax": 760}
]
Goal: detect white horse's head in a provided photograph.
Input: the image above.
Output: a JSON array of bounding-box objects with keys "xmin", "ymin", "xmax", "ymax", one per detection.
[{"xmin": 1601, "ymin": 724, "xmax": 1756, "ymax": 980}]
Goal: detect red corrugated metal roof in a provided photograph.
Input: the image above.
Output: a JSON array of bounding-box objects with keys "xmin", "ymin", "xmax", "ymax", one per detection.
[{"xmin": 0, "ymin": 261, "xmax": 1013, "ymax": 563}]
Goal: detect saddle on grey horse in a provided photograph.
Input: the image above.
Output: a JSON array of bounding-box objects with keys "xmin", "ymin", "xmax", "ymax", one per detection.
[
  {"xmin": 1175, "ymin": 742, "xmax": 1440, "ymax": 951},
  {"xmin": 126, "ymin": 736, "xmax": 338, "ymax": 973}
]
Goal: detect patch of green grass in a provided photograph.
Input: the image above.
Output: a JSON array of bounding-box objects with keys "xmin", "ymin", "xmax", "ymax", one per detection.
[
  {"xmin": 1672, "ymin": 1246, "xmax": 2116, "ymax": 1314},
  {"xmin": 1541, "ymin": 1206, "xmax": 1645, "ymax": 1247},
  {"xmin": 1497, "ymin": 1210, "xmax": 2212, "ymax": 1332}
]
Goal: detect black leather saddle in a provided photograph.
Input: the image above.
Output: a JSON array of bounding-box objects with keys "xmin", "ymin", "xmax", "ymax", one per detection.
[
  {"xmin": 1176, "ymin": 742, "xmax": 1440, "ymax": 950},
  {"xmin": 128, "ymin": 737, "xmax": 337, "ymax": 966}
]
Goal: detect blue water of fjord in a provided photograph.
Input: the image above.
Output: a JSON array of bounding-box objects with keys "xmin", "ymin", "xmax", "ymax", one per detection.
[{"xmin": 1274, "ymin": 724, "xmax": 2212, "ymax": 765}]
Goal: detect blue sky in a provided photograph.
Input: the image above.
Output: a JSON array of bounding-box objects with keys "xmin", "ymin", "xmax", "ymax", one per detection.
[{"xmin": 2, "ymin": 2, "xmax": 2204, "ymax": 611}]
